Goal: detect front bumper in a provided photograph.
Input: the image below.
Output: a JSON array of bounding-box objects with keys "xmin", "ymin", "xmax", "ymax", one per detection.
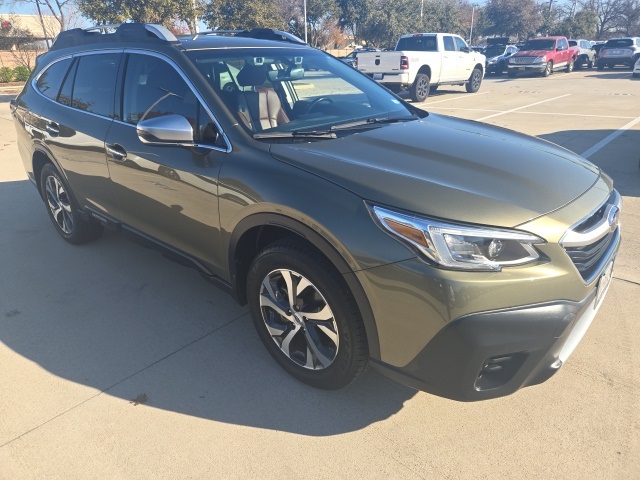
[
  {"xmin": 359, "ymin": 204, "xmax": 620, "ymax": 401},
  {"xmin": 371, "ymin": 288, "xmax": 608, "ymax": 401},
  {"xmin": 508, "ymin": 63, "xmax": 547, "ymax": 74}
]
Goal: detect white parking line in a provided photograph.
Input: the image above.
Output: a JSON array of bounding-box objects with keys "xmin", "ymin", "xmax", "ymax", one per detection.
[
  {"xmin": 423, "ymin": 91, "xmax": 489, "ymax": 105},
  {"xmin": 426, "ymin": 106, "xmax": 635, "ymax": 120},
  {"xmin": 476, "ymin": 94, "xmax": 571, "ymax": 121},
  {"xmin": 581, "ymin": 115, "xmax": 640, "ymax": 158}
]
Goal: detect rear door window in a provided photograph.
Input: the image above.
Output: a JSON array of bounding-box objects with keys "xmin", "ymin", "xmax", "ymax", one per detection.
[
  {"xmin": 36, "ymin": 58, "xmax": 73, "ymax": 101},
  {"xmin": 70, "ymin": 53, "xmax": 121, "ymax": 117}
]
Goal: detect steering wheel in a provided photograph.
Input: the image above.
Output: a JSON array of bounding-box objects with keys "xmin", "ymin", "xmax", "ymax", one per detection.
[
  {"xmin": 303, "ymin": 96, "xmax": 334, "ymax": 113},
  {"xmin": 221, "ymin": 82, "xmax": 237, "ymax": 93}
]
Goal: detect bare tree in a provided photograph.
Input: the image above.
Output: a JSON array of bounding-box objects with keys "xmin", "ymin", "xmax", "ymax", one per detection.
[{"xmin": 578, "ymin": 0, "xmax": 625, "ymax": 39}]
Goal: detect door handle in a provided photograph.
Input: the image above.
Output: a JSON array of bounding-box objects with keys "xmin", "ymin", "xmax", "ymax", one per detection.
[
  {"xmin": 106, "ymin": 144, "xmax": 127, "ymax": 161},
  {"xmin": 45, "ymin": 122, "xmax": 60, "ymax": 136}
]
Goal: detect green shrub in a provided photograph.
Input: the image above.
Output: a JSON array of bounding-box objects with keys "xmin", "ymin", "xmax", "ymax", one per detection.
[
  {"xmin": 13, "ymin": 65, "xmax": 31, "ymax": 82},
  {"xmin": 0, "ymin": 67, "xmax": 13, "ymax": 83}
]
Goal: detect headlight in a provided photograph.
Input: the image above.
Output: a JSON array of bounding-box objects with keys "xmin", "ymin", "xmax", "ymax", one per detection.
[
  {"xmin": 488, "ymin": 57, "xmax": 497, "ymax": 64},
  {"xmin": 533, "ymin": 56, "xmax": 546, "ymax": 63},
  {"xmin": 371, "ymin": 206, "xmax": 545, "ymax": 271}
]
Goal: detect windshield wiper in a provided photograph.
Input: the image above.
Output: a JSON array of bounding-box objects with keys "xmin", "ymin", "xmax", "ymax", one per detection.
[
  {"xmin": 253, "ymin": 131, "xmax": 337, "ymax": 139},
  {"xmin": 252, "ymin": 115, "xmax": 420, "ymax": 140},
  {"xmin": 329, "ymin": 115, "xmax": 420, "ymax": 131}
]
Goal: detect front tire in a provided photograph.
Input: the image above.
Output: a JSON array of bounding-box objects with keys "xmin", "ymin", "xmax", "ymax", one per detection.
[
  {"xmin": 410, "ymin": 73, "xmax": 430, "ymax": 102},
  {"xmin": 465, "ymin": 67, "xmax": 483, "ymax": 93},
  {"xmin": 542, "ymin": 61, "xmax": 552, "ymax": 77},
  {"xmin": 247, "ymin": 238, "xmax": 369, "ymax": 390},
  {"xmin": 39, "ymin": 164, "xmax": 103, "ymax": 244}
]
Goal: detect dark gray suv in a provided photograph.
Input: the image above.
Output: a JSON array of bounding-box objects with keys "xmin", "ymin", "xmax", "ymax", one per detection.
[{"xmin": 11, "ymin": 24, "xmax": 621, "ymax": 401}]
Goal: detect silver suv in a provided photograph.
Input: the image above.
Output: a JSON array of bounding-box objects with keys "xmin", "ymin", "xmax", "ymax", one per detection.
[{"xmin": 596, "ymin": 37, "xmax": 640, "ymax": 69}]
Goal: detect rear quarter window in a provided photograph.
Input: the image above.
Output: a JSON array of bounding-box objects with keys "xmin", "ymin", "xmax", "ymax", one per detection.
[{"xmin": 36, "ymin": 58, "xmax": 73, "ymax": 101}]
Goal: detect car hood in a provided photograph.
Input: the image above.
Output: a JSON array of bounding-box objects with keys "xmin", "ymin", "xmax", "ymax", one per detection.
[
  {"xmin": 269, "ymin": 114, "xmax": 601, "ymax": 228},
  {"xmin": 514, "ymin": 50, "xmax": 553, "ymax": 57}
]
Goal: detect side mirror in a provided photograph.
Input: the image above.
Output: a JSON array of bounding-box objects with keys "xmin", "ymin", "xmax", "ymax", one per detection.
[{"xmin": 137, "ymin": 114, "xmax": 194, "ymax": 145}]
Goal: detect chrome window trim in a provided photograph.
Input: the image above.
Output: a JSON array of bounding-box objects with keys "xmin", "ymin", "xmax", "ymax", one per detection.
[
  {"xmin": 123, "ymin": 48, "xmax": 232, "ymax": 153},
  {"xmin": 32, "ymin": 49, "xmax": 232, "ymax": 153}
]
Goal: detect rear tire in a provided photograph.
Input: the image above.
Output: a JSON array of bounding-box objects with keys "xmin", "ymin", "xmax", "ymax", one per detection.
[
  {"xmin": 410, "ymin": 73, "xmax": 430, "ymax": 102},
  {"xmin": 465, "ymin": 67, "xmax": 483, "ymax": 93},
  {"xmin": 247, "ymin": 238, "xmax": 369, "ymax": 390},
  {"xmin": 566, "ymin": 58, "xmax": 575, "ymax": 73},
  {"xmin": 39, "ymin": 164, "xmax": 104, "ymax": 245}
]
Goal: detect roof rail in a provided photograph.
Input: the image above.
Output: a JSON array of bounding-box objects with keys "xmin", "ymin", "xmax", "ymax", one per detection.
[
  {"xmin": 51, "ymin": 23, "xmax": 179, "ymax": 51},
  {"xmin": 191, "ymin": 28, "xmax": 306, "ymax": 45}
]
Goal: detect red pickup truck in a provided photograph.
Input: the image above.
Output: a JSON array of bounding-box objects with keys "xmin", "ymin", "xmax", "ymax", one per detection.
[{"xmin": 507, "ymin": 36, "xmax": 579, "ymax": 77}]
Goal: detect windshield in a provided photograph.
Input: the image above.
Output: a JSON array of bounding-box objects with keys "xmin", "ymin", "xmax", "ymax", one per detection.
[
  {"xmin": 604, "ymin": 39, "xmax": 633, "ymax": 48},
  {"xmin": 522, "ymin": 39, "xmax": 556, "ymax": 51},
  {"xmin": 484, "ymin": 46, "xmax": 505, "ymax": 57},
  {"xmin": 185, "ymin": 48, "xmax": 414, "ymax": 137}
]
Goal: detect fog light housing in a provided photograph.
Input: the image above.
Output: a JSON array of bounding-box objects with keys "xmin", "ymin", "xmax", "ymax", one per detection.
[{"xmin": 475, "ymin": 353, "xmax": 527, "ymax": 391}]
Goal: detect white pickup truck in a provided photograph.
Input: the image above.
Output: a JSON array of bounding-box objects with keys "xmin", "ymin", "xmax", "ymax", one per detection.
[{"xmin": 356, "ymin": 33, "xmax": 486, "ymax": 102}]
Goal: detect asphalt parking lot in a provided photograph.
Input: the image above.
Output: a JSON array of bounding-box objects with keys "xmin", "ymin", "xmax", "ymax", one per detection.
[{"xmin": 1, "ymin": 68, "xmax": 639, "ymax": 479}]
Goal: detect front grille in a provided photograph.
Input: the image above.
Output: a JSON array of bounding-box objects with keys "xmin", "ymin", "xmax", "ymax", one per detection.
[
  {"xmin": 511, "ymin": 57, "xmax": 537, "ymax": 65},
  {"xmin": 561, "ymin": 190, "xmax": 621, "ymax": 282}
]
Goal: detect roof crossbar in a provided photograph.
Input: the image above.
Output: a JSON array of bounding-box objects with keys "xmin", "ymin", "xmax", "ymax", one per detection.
[
  {"xmin": 51, "ymin": 23, "xmax": 179, "ymax": 50},
  {"xmin": 191, "ymin": 28, "xmax": 306, "ymax": 45}
]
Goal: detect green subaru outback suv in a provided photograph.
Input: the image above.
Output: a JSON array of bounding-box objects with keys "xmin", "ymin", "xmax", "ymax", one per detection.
[{"xmin": 11, "ymin": 24, "xmax": 620, "ymax": 401}]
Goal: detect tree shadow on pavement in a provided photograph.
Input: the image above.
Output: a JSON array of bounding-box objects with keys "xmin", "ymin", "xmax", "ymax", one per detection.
[{"xmin": 0, "ymin": 180, "xmax": 416, "ymax": 438}]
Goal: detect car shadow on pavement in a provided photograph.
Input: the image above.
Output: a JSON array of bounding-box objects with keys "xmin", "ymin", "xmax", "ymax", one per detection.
[
  {"xmin": 538, "ymin": 129, "xmax": 640, "ymax": 198},
  {"xmin": 0, "ymin": 180, "xmax": 416, "ymax": 437}
]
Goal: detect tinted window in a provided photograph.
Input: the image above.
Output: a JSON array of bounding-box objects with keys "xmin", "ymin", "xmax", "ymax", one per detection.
[
  {"xmin": 58, "ymin": 59, "xmax": 77, "ymax": 107},
  {"xmin": 569, "ymin": 40, "xmax": 577, "ymax": 47},
  {"xmin": 443, "ymin": 36, "xmax": 455, "ymax": 52},
  {"xmin": 122, "ymin": 54, "xmax": 222, "ymax": 146},
  {"xmin": 71, "ymin": 53, "xmax": 120, "ymax": 117},
  {"xmin": 36, "ymin": 58, "xmax": 72, "ymax": 100},
  {"xmin": 605, "ymin": 39, "xmax": 633, "ymax": 48},
  {"xmin": 396, "ymin": 36, "xmax": 437, "ymax": 52}
]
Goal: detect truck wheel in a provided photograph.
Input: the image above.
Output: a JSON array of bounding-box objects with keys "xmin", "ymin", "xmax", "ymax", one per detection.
[
  {"xmin": 542, "ymin": 61, "xmax": 552, "ymax": 77},
  {"xmin": 575, "ymin": 56, "xmax": 583, "ymax": 70},
  {"xmin": 465, "ymin": 67, "xmax": 483, "ymax": 93},
  {"xmin": 247, "ymin": 238, "xmax": 369, "ymax": 390},
  {"xmin": 566, "ymin": 58, "xmax": 575, "ymax": 73},
  {"xmin": 410, "ymin": 73, "xmax": 430, "ymax": 102}
]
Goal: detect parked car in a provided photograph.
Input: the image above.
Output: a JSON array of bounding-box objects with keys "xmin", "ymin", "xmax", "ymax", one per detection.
[
  {"xmin": 483, "ymin": 43, "xmax": 518, "ymax": 74},
  {"xmin": 356, "ymin": 33, "xmax": 486, "ymax": 102},
  {"xmin": 11, "ymin": 23, "xmax": 620, "ymax": 401},
  {"xmin": 569, "ymin": 39, "xmax": 595, "ymax": 68},
  {"xmin": 508, "ymin": 36, "xmax": 579, "ymax": 77},
  {"xmin": 597, "ymin": 37, "xmax": 640, "ymax": 70},
  {"xmin": 339, "ymin": 48, "xmax": 381, "ymax": 67}
]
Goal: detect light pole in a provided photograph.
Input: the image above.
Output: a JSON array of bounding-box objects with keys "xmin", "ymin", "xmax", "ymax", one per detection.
[
  {"xmin": 420, "ymin": 0, "xmax": 424, "ymax": 18},
  {"xmin": 469, "ymin": 5, "xmax": 476, "ymax": 46},
  {"xmin": 304, "ymin": 0, "xmax": 308, "ymax": 44}
]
